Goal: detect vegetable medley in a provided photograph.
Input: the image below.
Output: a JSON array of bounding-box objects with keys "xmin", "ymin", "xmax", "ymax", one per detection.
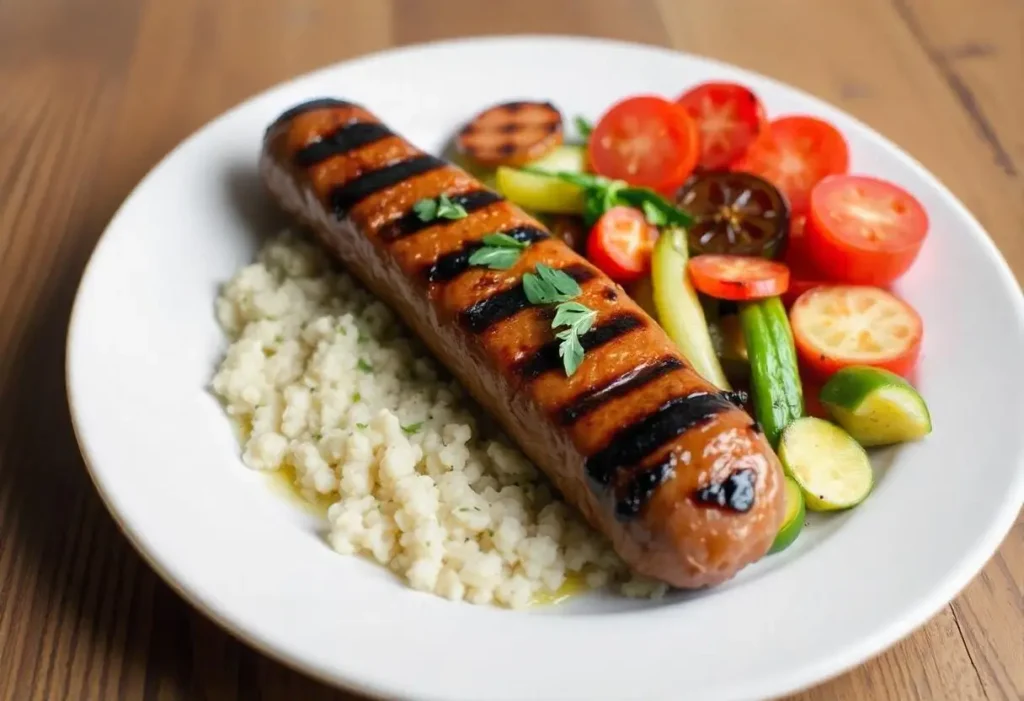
[{"xmin": 451, "ymin": 83, "xmax": 933, "ymax": 554}]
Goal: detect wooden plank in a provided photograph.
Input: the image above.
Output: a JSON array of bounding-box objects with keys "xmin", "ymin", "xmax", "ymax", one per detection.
[
  {"xmin": 893, "ymin": 0, "xmax": 1022, "ymax": 178},
  {"xmin": 948, "ymin": 512, "xmax": 1024, "ymax": 701},
  {"xmin": 392, "ymin": 0, "xmax": 670, "ymax": 46}
]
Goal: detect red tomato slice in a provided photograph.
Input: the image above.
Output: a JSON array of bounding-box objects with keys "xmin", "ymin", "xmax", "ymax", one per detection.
[
  {"xmin": 805, "ymin": 175, "xmax": 929, "ymax": 286},
  {"xmin": 782, "ymin": 278, "xmax": 827, "ymax": 309},
  {"xmin": 589, "ymin": 96, "xmax": 700, "ymax": 193},
  {"xmin": 733, "ymin": 116, "xmax": 849, "ymax": 213},
  {"xmin": 676, "ymin": 82, "xmax": 766, "ymax": 170},
  {"xmin": 789, "ymin": 285, "xmax": 922, "ymax": 380},
  {"xmin": 781, "ymin": 215, "xmax": 829, "ymax": 307},
  {"xmin": 688, "ymin": 254, "xmax": 790, "ymax": 301},
  {"xmin": 586, "ymin": 206, "xmax": 659, "ymax": 283}
]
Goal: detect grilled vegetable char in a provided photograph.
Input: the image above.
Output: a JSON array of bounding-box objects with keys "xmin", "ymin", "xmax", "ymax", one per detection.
[{"xmin": 259, "ymin": 98, "xmax": 786, "ymax": 588}]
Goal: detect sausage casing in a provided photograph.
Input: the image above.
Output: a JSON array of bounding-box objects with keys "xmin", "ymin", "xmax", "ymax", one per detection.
[{"xmin": 259, "ymin": 98, "xmax": 786, "ymax": 588}]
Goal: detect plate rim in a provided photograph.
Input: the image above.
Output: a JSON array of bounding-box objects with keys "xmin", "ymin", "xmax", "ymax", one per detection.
[{"xmin": 65, "ymin": 33, "xmax": 1024, "ymax": 701}]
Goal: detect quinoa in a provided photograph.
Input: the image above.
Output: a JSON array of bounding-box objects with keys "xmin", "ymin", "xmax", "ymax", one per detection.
[{"xmin": 210, "ymin": 230, "xmax": 667, "ymax": 608}]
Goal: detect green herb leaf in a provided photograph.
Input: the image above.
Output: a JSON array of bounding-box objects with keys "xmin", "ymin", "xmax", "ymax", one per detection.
[
  {"xmin": 357, "ymin": 359, "xmax": 373, "ymax": 373},
  {"xmin": 536, "ymin": 263, "xmax": 582, "ymax": 298},
  {"xmin": 551, "ymin": 301, "xmax": 595, "ymax": 333},
  {"xmin": 519, "ymin": 166, "xmax": 693, "ymax": 228},
  {"xmin": 413, "ymin": 193, "xmax": 468, "ymax": 222},
  {"xmin": 436, "ymin": 193, "xmax": 468, "ymax": 220},
  {"xmin": 401, "ymin": 422, "xmax": 424, "ymax": 435},
  {"xmin": 642, "ymin": 199, "xmax": 668, "ymax": 226},
  {"xmin": 617, "ymin": 187, "xmax": 693, "ymax": 228},
  {"xmin": 551, "ymin": 300, "xmax": 596, "ymax": 377},
  {"xmin": 413, "ymin": 198, "xmax": 438, "ymax": 221},
  {"xmin": 355, "ymin": 422, "xmax": 369, "ymax": 430},
  {"xmin": 522, "ymin": 265, "xmax": 580, "ymax": 304},
  {"xmin": 574, "ymin": 116, "xmax": 594, "ymax": 139},
  {"xmin": 521, "ymin": 271, "xmax": 548, "ymax": 304},
  {"xmin": 558, "ymin": 328, "xmax": 586, "ymax": 376},
  {"xmin": 468, "ymin": 247, "xmax": 522, "ymax": 270},
  {"xmin": 520, "ymin": 166, "xmax": 612, "ymax": 190},
  {"xmin": 351, "ymin": 392, "xmax": 361, "ymax": 403},
  {"xmin": 481, "ymin": 233, "xmax": 528, "ymax": 249}
]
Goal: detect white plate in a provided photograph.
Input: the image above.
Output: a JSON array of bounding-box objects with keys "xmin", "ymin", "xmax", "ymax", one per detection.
[{"xmin": 66, "ymin": 36, "xmax": 1024, "ymax": 701}]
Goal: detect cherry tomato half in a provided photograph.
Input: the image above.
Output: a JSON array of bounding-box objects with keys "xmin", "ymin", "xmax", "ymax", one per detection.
[
  {"xmin": 589, "ymin": 96, "xmax": 700, "ymax": 193},
  {"xmin": 733, "ymin": 116, "xmax": 849, "ymax": 213},
  {"xmin": 789, "ymin": 285, "xmax": 923, "ymax": 379},
  {"xmin": 676, "ymin": 82, "xmax": 767, "ymax": 170},
  {"xmin": 586, "ymin": 206, "xmax": 659, "ymax": 283},
  {"xmin": 805, "ymin": 175, "xmax": 929, "ymax": 286},
  {"xmin": 688, "ymin": 254, "xmax": 790, "ymax": 301}
]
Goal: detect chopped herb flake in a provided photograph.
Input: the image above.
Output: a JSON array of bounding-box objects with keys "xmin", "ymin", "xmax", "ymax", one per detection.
[{"xmin": 414, "ymin": 193, "xmax": 467, "ymax": 222}]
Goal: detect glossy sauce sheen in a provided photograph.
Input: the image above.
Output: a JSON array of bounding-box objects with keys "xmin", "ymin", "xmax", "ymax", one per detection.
[{"xmin": 259, "ymin": 99, "xmax": 787, "ymax": 588}]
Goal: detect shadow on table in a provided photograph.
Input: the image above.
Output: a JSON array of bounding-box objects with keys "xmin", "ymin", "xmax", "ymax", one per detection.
[{"xmin": 0, "ymin": 181, "xmax": 358, "ymax": 701}]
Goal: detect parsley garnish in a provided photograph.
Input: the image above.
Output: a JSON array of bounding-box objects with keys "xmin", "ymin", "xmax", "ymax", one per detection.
[
  {"xmin": 641, "ymin": 199, "xmax": 668, "ymax": 226},
  {"xmin": 355, "ymin": 422, "xmax": 368, "ymax": 430},
  {"xmin": 519, "ymin": 167, "xmax": 693, "ymax": 228},
  {"xmin": 401, "ymin": 422, "xmax": 424, "ymax": 435},
  {"xmin": 551, "ymin": 301, "xmax": 597, "ymax": 376},
  {"xmin": 522, "ymin": 263, "xmax": 581, "ymax": 304},
  {"xmin": 574, "ymin": 116, "xmax": 594, "ymax": 140},
  {"xmin": 467, "ymin": 233, "xmax": 529, "ymax": 270},
  {"xmin": 351, "ymin": 392, "xmax": 361, "ymax": 403},
  {"xmin": 356, "ymin": 359, "xmax": 373, "ymax": 372},
  {"xmin": 520, "ymin": 264, "xmax": 594, "ymax": 376},
  {"xmin": 413, "ymin": 193, "xmax": 467, "ymax": 222}
]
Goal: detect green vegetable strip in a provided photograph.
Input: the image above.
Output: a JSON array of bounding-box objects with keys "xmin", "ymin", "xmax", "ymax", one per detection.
[
  {"xmin": 739, "ymin": 297, "xmax": 804, "ymax": 446},
  {"xmin": 651, "ymin": 229, "xmax": 730, "ymax": 390}
]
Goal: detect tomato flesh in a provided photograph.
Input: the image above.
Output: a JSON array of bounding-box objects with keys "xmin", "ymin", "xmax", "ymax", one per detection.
[
  {"xmin": 789, "ymin": 285, "xmax": 922, "ymax": 379},
  {"xmin": 676, "ymin": 82, "xmax": 767, "ymax": 170},
  {"xmin": 589, "ymin": 96, "xmax": 700, "ymax": 193},
  {"xmin": 688, "ymin": 254, "xmax": 790, "ymax": 301},
  {"xmin": 586, "ymin": 206, "xmax": 659, "ymax": 283},
  {"xmin": 806, "ymin": 175, "xmax": 928, "ymax": 286},
  {"xmin": 733, "ymin": 116, "xmax": 849, "ymax": 213}
]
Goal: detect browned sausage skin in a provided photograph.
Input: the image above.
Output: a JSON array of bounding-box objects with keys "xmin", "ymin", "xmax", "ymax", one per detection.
[{"xmin": 259, "ymin": 98, "xmax": 786, "ymax": 588}]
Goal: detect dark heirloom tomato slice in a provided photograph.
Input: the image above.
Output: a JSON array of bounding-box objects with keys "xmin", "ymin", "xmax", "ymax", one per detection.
[{"xmin": 676, "ymin": 171, "xmax": 790, "ymax": 258}]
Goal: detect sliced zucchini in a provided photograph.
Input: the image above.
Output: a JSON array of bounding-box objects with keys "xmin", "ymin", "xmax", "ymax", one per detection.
[{"xmin": 778, "ymin": 417, "xmax": 874, "ymax": 512}]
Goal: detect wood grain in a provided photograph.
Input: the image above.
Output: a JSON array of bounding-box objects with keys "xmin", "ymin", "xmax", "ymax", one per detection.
[{"xmin": 0, "ymin": 0, "xmax": 1020, "ymax": 700}]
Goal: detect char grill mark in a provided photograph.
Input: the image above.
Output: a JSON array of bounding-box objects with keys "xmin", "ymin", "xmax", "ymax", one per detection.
[
  {"xmin": 694, "ymin": 469, "xmax": 757, "ymax": 512},
  {"xmin": 459, "ymin": 264, "xmax": 594, "ymax": 334},
  {"xmin": 294, "ymin": 122, "xmax": 394, "ymax": 167},
  {"xmin": 423, "ymin": 225, "xmax": 548, "ymax": 284},
  {"xmin": 515, "ymin": 313, "xmax": 645, "ymax": 380},
  {"xmin": 584, "ymin": 392, "xmax": 734, "ymax": 490},
  {"xmin": 555, "ymin": 356, "xmax": 684, "ymax": 426},
  {"xmin": 329, "ymin": 155, "xmax": 447, "ymax": 217},
  {"xmin": 615, "ymin": 459, "xmax": 676, "ymax": 520},
  {"xmin": 379, "ymin": 189, "xmax": 504, "ymax": 242}
]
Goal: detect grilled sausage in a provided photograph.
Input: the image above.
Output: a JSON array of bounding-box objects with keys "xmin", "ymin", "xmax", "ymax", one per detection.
[{"xmin": 259, "ymin": 98, "xmax": 786, "ymax": 588}]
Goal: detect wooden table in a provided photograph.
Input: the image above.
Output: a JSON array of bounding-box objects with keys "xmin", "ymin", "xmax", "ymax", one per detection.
[{"xmin": 1, "ymin": 0, "xmax": 1020, "ymax": 699}]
